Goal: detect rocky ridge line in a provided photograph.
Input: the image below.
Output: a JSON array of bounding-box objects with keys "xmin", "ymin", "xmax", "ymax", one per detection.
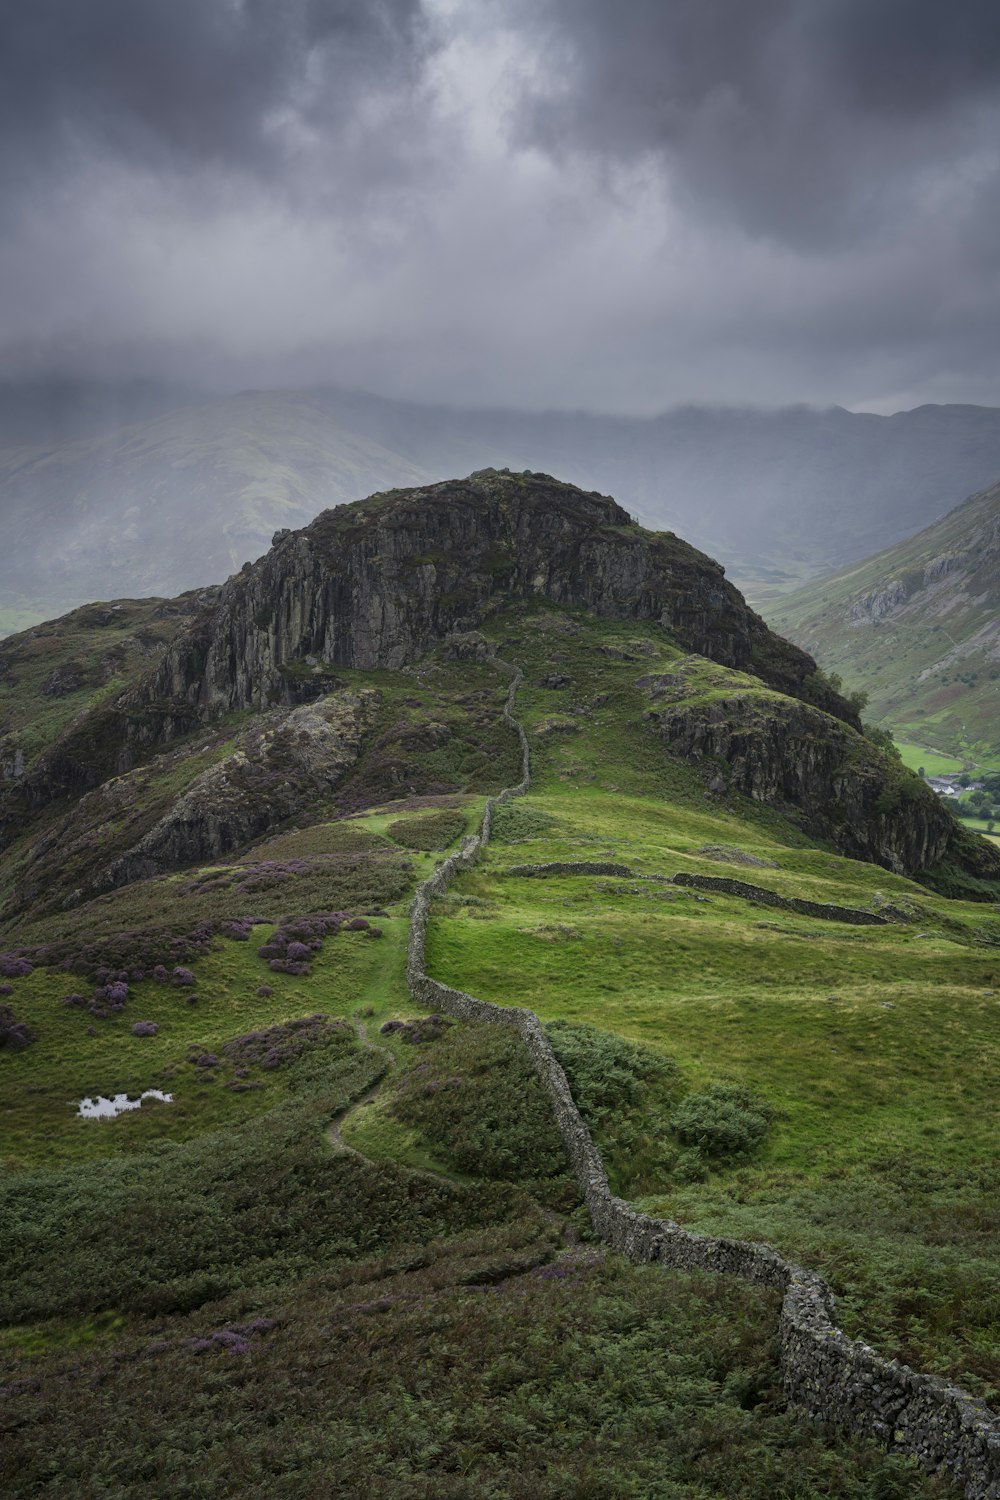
[{"xmin": 405, "ymin": 661, "xmax": 1000, "ymax": 1499}]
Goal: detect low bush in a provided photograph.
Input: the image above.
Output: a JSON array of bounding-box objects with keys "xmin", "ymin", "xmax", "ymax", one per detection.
[
  {"xmin": 546, "ymin": 1020, "xmax": 677, "ymax": 1195},
  {"xmin": 387, "ymin": 809, "xmax": 466, "ymax": 850},
  {"xmin": 671, "ymin": 1082, "xmax": 774, "ymax": 1162},
  {"xmin": 390, "ymin": 1023, "xmax": 575, "ymax": 1202},
  {"xmin": 488, "ymin": 800, "xmax": 559, "ymax": 844},
  {"xmin": 0, "ymin": 1003, "xmax": 37, "ymax": 1051}
]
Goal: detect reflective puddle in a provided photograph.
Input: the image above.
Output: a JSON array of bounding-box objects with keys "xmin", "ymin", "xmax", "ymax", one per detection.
[{"xmin": 77, "ymin": 1090, "xmax": 174, "ymax": 1119}]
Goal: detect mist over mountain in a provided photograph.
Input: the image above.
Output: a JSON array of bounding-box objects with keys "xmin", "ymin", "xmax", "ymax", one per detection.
[{"xmin": 6, "ymin": 383, "xmax": 1000, "ymax": 630}]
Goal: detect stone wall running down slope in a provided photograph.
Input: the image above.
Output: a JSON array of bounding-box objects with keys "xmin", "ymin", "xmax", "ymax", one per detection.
[{"xmin": 405, "ymin": 663, "xmax": 1000, "ymax": 1500}]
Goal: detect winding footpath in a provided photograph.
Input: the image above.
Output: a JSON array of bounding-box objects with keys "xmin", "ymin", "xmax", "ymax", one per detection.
[{"xmin": 404, "ymin": 660, "xmax": 1000, "ymax": 1500}]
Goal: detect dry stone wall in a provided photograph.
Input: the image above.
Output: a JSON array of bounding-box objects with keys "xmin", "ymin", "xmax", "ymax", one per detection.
[
  {"xmin": 669, "ymin": 871, "xmax": 889, "ymax": 925},
  {"xmin": 501, "ymin": 860, "xmax": 888, "ymax": 926},
  {"xmin": 405, "ymin": 661, "xmax": 1000, "ymax": 1499}
]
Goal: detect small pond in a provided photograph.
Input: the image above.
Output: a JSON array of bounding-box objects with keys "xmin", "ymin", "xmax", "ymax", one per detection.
[{"xmin": 77, "ymin": 1090, "xmax": 174, "ymax": 1119}]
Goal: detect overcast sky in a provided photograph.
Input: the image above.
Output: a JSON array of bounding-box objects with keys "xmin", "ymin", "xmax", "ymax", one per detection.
[{"xmin": 2, "ymin": 0, "xmax": 1000, "ymax": 414}]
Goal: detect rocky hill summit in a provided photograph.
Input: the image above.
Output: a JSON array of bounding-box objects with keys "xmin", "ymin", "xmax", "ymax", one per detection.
[
  {"xmin": 2, "ymin": 469, "xmax": 998, "ymax": 914},
  {"xmin": 143, "ymin": 468, "xmax": 853, "ymax": 720},
  {"xmin": 9, "ymin": 471, "xmax": 855, "ymax": 808}
]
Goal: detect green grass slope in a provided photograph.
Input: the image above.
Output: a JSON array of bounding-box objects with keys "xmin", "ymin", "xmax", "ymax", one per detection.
[
  {"xmin": 766, "ymin": 479, "xmax": 1000, "ymax": 763},
  {"xmin": 423, "ymin": 611, "xmax": 1000, "ymax": 1405},
  {"xmin": 0, "ymin": 593, "xmax": 210, "ymax": 783},
  {"xmin": 2, "ymin": 603, "xmax": 995, "ymax": 1495}
]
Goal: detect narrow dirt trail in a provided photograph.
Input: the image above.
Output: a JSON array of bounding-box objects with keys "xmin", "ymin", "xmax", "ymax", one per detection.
[{"xmin": 325, "ymin": 1016, "xmax": 393, "ymax": 1157}]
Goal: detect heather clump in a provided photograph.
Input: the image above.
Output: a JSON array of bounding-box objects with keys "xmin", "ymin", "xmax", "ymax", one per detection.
[
  {"xmin": 184, "ymin": 850, "xmax": 412, "ymax": 910},
  {"xmin": 37, "ymin": 924, "xmax": 218, "ymax": 983},
  {"xmin": 0, "ymin": 1004, "xmax": 37, "ymax": 1051},
  {"xmin": 257, "ymin": 911, "xmax": 380, "ymax": 975},
  {"xmin": 0, "ymin": 954, "xmax": 34, "ymax": 979},
  {"xmin": 222, "ymin": 1015, "xmax": 349, "ymax": 1072},
  {"xmin": 220, "ymin": 917, "xmax": 259, "ymax": 941},
  {"xmin": 379, "ymin": 1014, "xmax": 453, "ymax": 1045}
]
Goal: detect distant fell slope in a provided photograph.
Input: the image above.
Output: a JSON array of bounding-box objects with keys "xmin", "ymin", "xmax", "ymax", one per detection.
[
  {"xmin": 9, "ymin": 386, "xmax": 1000, "ymax": 626},
  {"xmin": 766, "ymin": 479, "xmax": 1000, "ymax": 761},
  {"xmin": 0, "ymin": 390, "xmax": 435, "ymax": 626},
  {"xmin": 318, "ymin": 391, "xmax": 1000, "ymax": 596}
]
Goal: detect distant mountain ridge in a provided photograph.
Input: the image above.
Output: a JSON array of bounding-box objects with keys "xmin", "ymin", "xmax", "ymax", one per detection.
[
  {"xmin": 766, "ymin": 478, "xmax": 1000, "ymax": 760},
  {"xmin": 7, "ymin": 383, "xmax": 1000, "ymax": 626}
]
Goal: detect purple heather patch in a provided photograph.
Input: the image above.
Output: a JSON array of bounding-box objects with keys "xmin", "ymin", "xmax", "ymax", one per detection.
[
  {"xmin": 222, "ymin": 1014, "xmax": 345, "ymax": 1071},
  {"xmin": 0, "ymin": 955, "xmax": 33, "ymax": 979},
  {"xmin": 0, "ymin": 1004, "xmax": 37, "ymax": 1051},
  {"xmin": 189, "ymin": 1329, "xmax": 250, "ymax": 1356}
]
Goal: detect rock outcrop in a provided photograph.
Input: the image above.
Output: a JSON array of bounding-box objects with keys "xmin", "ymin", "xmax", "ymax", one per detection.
[
  {"xmin": 6, "ymin": 469, "xmax": 991, "ymax": 895},
  {"xmin": 138, "ymin": 470, "xmax": 852, "ymax": 725},
  {"xmin": 10, "ymin": 691, "xmax": 379, "ymax": 917},
  {"xmin": 3, "ymin": 470, "xmax": 855, "ymax": 827},
  {"xmin": 650, "ymin": 690, "xmax": 1000, "ymax": 879},
  {"xmin": 91, "ymin": 690, "xmax": 379, "ymax": 895}
]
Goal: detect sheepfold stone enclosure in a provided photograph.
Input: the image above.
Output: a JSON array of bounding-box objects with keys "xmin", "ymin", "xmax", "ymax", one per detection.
[{"xmin": 406, "ymin": 663, "xmax": 1000, "ymax": 1499}]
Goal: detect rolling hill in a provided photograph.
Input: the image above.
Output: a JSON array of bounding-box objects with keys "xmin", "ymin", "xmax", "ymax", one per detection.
[{"xmin": 766, "ymin": 478, "xmax": 1000, "ymax": 764}]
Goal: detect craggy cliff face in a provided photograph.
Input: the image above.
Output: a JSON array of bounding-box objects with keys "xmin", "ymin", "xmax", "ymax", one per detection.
[
  {"xmin": 141, "ymin": 470, "xmax": 851, "ymax": 727},
  {"xmin": 653, "ymin": 694, "xmax": 959, "ymax": 876},
  {"xmin": 7, "ymin": 467, "xmax": 995, "ymax": 898}
]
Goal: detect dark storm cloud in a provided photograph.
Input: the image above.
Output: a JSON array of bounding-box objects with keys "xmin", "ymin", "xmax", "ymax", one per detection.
[
  {"xmin": 1, "ymin": 0, "xmax": 1000, "ymax": 413},
  {"xmin": 508, "ymin": 0, "xmax": 1000, "ymax": 245},
  {"xmin": 0, "ymin": 0, "xmax": 432, "ymax": 191}
]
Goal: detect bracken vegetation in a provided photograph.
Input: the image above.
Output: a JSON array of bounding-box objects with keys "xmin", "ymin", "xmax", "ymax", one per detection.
[{"xmin": 0, "ymin": 599, "xmax": 992, "ymax": 1496}]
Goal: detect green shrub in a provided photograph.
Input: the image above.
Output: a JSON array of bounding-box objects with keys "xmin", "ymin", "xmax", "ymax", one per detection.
[
  {"xmin": 488, "ymin": 800, "xmax": 559, "ymax": 844},
  {"xmin": 390, "ymin": 1023, "xmax": 574, "ymax": 1201},
  {"xmin": 671, "ymin": 1083, "xmax": 773, "ymax": 1163},
  {"xmin": 387, "ymin": 809, "xmax": 466, "ymax": 850},
  {"xmin": 546, "ymin": 1020, "xmax": 677, "ymax": 1195}
]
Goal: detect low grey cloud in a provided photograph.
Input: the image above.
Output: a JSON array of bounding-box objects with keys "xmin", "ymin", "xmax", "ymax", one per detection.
[
  {"xmin": 0, "ymin": 0, "xmax": 432, "ymax": 192},
  {"xmin": 507, "ymin": 0, "xmax": 1000, "ymax": 247},
  {"xmin": 1, "ymin": 0, "xmax": 1000, "ymax": 414}
]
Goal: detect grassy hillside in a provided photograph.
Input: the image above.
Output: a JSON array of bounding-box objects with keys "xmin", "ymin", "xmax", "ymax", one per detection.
[
  {"xmin": 2, "ymin": 605, "xmax": 995, "ymax": 1494},
  {"xmin": 0, "ymin": 390, "xmax": 438, "ymax": 626},
  {"xmin": 0, "ymin": 593, "xmax": 213, "ymax": 787},
  {"xmin": 420, "ymin": 612, "xmax": 1000, "ymax": 1406},
  {"xmin": 766, "ymin": 480, "xmax": 1000, "ymax": 764}
]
